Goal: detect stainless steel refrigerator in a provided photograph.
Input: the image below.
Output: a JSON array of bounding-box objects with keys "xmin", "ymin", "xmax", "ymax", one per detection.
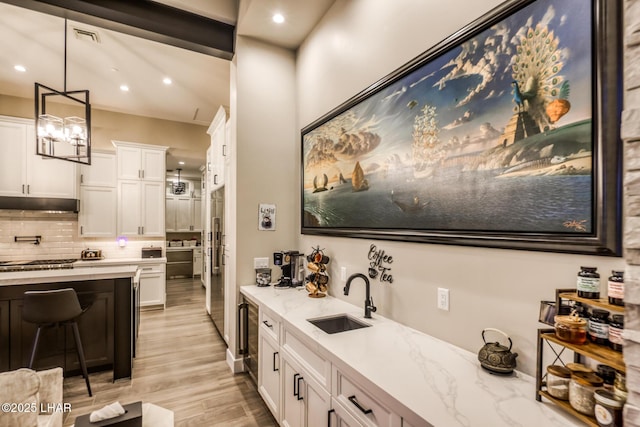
[{"xmin": 209, "ymin": 187, "xmax": 225, "ymax": 340}]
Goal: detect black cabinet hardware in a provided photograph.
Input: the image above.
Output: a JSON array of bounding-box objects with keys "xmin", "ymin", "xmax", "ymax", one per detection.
[
  {"xmin": 327, "ymin": 409, "xmax": 335, "ymax": 427},
  {"xmin": 263, "ymin": 320, "xmax": 273, "ymax": 328},
  {"xmin": 348, "ymin": 395, "xmax": 373, "ymax": 414},
  {"xmin": 297, "ymin": 376, "xmax": 304, "ymax": 400},
  {"xmin": 293, "ymin": 373, "xmax": 300, "ymax": 397},
  {"xmin": 273, "ymin": 352, "xmax": 279, "ymax": 372}
]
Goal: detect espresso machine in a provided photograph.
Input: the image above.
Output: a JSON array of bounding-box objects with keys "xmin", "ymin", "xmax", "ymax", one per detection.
[{"xmin": 273, "ymin": 250, "xmax": 305, "ymax": 288}]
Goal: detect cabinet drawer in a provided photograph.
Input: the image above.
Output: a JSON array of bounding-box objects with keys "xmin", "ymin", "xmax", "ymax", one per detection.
[
  {"xmin": 334, "ymin": 368, "xmax": 400, "ymax": 427},
  {"xmin": 259, "ymin": 308, "xmax": 280, "ymax": 342},
  {"xmin": 282, "ymin": 326, "xmax": 331, "ymax": 390}
]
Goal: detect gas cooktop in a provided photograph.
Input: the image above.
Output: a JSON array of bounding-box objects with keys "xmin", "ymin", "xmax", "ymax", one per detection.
[{"xmin": 0, "ymin": 259, "xmax": 78, "ymax": 272}]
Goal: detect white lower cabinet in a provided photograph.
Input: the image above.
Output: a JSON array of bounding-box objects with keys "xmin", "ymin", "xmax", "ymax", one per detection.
[
  {"xmin": 139, "ymin": 263, "xmax": 166, "ymax": 308},
  {"xmin": 259, "ymin": 332, "xmax": 280, "ymax": 420},
  {"xmin": 330, "ymin": 398, "xmax": 366, "ymax": 427},
  {"xmin": 247, "ymin": 296, "xmax": 423, "ymax": 427},
  {"xmin": 281, "ymin": 351, "xmax": 331, "ymax": 427},
  {"xmin": 333, "ymin": 367, "xmax": 401, "ymax": 427}
]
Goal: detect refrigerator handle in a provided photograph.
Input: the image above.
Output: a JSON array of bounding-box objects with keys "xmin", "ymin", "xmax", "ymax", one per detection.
[{"xmin": 237, "ymin": 302, "xmax": 248, "ymax": 355}]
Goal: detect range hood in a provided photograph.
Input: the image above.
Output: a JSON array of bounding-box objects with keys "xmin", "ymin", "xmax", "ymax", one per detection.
[{"xmin": 0, "ymin": 197, "xmax": 79, "ymax": 213}]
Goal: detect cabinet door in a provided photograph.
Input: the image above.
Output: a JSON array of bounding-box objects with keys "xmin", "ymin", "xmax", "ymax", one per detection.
[
  {"xmin": 0, "ymin": 119, "xmax": 28, "ymax": 197},
  {"xmin": 191, "ymin": 198, "xmax": 202, "ymax": 231},
  {"xmin": 141, "ymin": 181, "xmax": 165, "ymax": 236},
  {"xmin": 281, "ymin": 355, "xmax": 303, "ymax": 427},
  {"xmin": 79, "ymin": 186, "xmax": 116, "ymax": 237},
  {"xmin": 118, "ymin": 180, "xmax": 142, "ymax": 236},
  {"xmin": 165, "ymin": 197, "xmax": 177, "ymax": 231},
  {"xmin": 303, "ymin": 371, "xmax": 331, "ymax": 427},
  {"xmin": 192, "ymin": 249, "xmax": 202, "ymax": 277},
  {"xmin": 141, "ymin": 149, "xmax": 165, "ymax": 181},
  {"xmin": 259, "ymin": 333, "xmax": 280, "ymax": 421},
  {"xmin": 0, "ymin": 300, "xmax": 9, "ymax": 372},
  {"xmin": 117, "ymin": 145, "xmax": 142, "ymax": 180},
  {"xmin": 331, "ymin": 400, "xmax": 364, "ymax": 427},
  {"xmin": 175, "ymin": 197, "xmax": 192, "ymax": 231},
  {"xmin": 80, "ymin": 151, "xmax": 116, "ymax": 187},
  {"xmin": 26, "ymin": 124, "xmax": 77, "ymax": 199},
  {"xmin": 139, "ymin": 267, "xmax": 166, "ymax": 307}
]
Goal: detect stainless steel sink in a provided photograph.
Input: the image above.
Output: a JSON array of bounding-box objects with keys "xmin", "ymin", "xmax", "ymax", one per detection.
[{"xmin": 307, "ymin": 314, "xmax": 370, "ymax": 334}]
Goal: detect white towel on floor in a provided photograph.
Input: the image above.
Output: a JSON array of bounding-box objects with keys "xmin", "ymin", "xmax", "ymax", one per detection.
[{"xmin": 89, "ymin": 401, "xmax": 126, "ymax": 422}]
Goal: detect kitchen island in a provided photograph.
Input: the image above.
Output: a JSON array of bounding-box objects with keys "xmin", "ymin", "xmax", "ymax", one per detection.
[
  {"xmin": 241, "ymin": 285, "xmax": 582, "ymax": 427},
  {"xmin": 0, "ymin": 265, "xmax": 137, "ymax": 381}
]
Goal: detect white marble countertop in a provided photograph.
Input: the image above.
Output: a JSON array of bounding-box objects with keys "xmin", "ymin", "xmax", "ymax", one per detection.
[
  {"xmin": 241, "ymin": 285, "xmax": 583, "ymax": 427},
  {"xmin": 75, "ymin": 257, "xmax": 167, "ymax": 266},
  {"xmin": 0, "ymin": 264, "xmax": 138, "ymax": 286}
]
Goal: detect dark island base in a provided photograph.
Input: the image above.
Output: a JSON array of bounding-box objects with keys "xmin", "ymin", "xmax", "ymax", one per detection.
[{"xmin": 0, "ymin": 277, "xmax": 133, "ymax": 381}]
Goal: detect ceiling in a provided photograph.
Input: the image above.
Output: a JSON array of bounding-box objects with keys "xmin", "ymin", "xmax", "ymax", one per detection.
[{"xmin": 0, "ymin": 0, "xmax": 334, "ymax": 173}]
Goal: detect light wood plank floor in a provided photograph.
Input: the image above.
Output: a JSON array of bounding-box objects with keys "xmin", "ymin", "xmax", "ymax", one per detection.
[{"xmin": 62, "ymin": 278, "xmax": 278, "ymax": 427}]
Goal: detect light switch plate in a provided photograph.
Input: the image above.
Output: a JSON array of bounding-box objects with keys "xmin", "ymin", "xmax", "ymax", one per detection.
[
  {"xmin": 340, "ymin": 267, "xmax": 347, "ymax": 281},
  {"xmin": 254, "ymin": 257, "xmax": 269, "ymax": 269},
  {"xmin": 437, "ymin": 288, "xmax": 450, "ymax": 311}
]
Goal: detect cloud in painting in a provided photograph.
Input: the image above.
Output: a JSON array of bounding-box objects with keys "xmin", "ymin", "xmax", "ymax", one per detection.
[
  {"xmin": 443, "ymin": 110, "xmax": 474, "ymax": 130},
  {"xmin": 382, "ymin": 86, "xmax": 407, "ymax": 101},
  {"xmin": 434, "ymin": 22, "xmax": 512, "ymax": 107},
  {"xmin": 409, "ymin": 70, "xmax": 436, "ymax": 89}
]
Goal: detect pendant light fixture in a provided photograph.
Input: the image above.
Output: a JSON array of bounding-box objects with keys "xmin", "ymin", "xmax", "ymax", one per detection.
[
  {"xmin": 172, "ymin": 168, "xmax": 186, "ymax": 195},
  {"xmin": 35, "ymin": 18, "xmax": 91, "ymax": 165}
]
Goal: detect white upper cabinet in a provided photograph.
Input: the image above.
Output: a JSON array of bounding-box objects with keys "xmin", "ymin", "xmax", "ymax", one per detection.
[
  {"xmin": 207, "ymin": 107, "xmax": 228, "ymax": 191},
  {"xmin": 0, "ymin": 116, "xmax": 76, "ymax": 199},
  {"xmin": 79, "ymin": 151, "xmax": 117, "ymax": 237},
  {"xmin": 80, "ymin": 151, "xmax": 116, "ymax": 187},
  {"xmin": 113, "ymin": 141, "xmax": 167, "ymax": 237},
  {"xmin": 114, "ymin": 140, "xmax": 167, "ymax": 181}
]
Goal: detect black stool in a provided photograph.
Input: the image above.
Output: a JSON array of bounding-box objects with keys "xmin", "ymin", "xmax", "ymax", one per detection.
[{"xmin": 22, "ymin": 288, "xmax": 92, "ymax": 396}]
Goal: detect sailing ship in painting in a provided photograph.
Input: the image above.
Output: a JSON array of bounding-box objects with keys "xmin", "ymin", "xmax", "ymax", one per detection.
[{"xmin": 302, "ymin": 0, "xmax": 593, "ymax": 234}]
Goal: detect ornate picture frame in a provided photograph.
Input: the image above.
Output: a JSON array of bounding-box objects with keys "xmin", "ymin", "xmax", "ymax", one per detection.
[{"xmin": 301, "ymin": 0, "xmax": 621, "ymax": 256}]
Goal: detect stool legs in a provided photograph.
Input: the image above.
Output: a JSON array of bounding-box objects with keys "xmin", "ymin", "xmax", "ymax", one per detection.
[
  {"xmin": 28, "ymin": 327, "xmax": 43, "ymax": 369},
  {"xmin": 27, "ymin": 322, "xmax": 92, "ymax": 397},
  {"xmin": 71, "ymin": 321, "xmax": 92, "ymax": 397}
]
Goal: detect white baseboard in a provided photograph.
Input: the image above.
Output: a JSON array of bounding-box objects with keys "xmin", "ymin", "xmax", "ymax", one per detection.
[{"xmin": 226, "ymin": 348, "xmax": 244, "ymax": 373}]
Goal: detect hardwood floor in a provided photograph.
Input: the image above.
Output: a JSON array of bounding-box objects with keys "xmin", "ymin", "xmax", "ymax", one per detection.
[{"xmin": 62, "ymin": 277, "xmax": 278, "ymax": 426}]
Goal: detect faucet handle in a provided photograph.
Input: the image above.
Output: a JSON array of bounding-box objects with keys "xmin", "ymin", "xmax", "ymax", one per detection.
[{"xmin": 368, "ymin": 296, "xmax": 377, "ymax": 312}]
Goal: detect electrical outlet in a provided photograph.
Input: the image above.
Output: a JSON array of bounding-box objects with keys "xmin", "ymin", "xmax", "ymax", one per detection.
[
  {"xmin": 437, "ymin": 288, "xmax": 450, "ymax": 311},
  {"xmin": 253, "ymin": 257, "xmax": 269, "ymax": 269},
  {"xmin": 340, "ymin": 267, "xmax": 347, "ymax": 281}
]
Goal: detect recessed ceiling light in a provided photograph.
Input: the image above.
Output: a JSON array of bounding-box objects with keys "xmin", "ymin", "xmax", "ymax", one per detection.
[
  {"xmin": 120, "ymin": 85, "xmax": 129, "ymax": 92},
  {"xmin": 273, "ymin": 13, "xmax": 285, "ymax": 24},
  {"xmin": 14, "ymin": 65, "xmax": 26, "ymax": 72},
  {"xmin": 178, "ymin": 161, "xmax": 185, "ymax": 165},
  {"xmin": 163, "ymin": 77, "xmax": 172, "ymax": 85}
]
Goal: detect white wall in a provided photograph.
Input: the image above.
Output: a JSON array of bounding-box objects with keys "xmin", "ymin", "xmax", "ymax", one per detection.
[
  {"xmin": 295, "ymin": 0, "xmax": 625, "ymax": 375},
  {"xmin": 230, "ymin": 35, "xmax": 298, "ymax": 365}
]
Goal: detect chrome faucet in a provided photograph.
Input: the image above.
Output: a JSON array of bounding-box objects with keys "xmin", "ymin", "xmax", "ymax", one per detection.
[{"xmin": 343, "ymin": 273, "xmax": 377, "ymax": 319}]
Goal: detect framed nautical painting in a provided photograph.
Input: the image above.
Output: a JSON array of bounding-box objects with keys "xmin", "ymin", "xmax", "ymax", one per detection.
[{"xmin": 301, "ymin": 0, "xmax": 622, "ymax": 256}]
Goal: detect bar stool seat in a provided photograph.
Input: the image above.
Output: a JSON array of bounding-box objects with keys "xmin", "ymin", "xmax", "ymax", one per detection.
[{"xmin": 22, "ymin": 288, "xmax": 92, "ymax": 396}]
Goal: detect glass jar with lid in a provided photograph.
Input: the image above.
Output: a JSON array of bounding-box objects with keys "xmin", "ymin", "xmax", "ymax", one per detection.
[
  {"xmin": 589, "ymin": 309, "xmax": 610, "ymax": 346},
  {"xmin": 577, "ymin": 266, "xmax": 600, "ymax": 299},
  {"xmin": 569, "ymin": 372, "xmax": 604, "ymax": 415},
  {"xmin": 546, "ymin": 365, "xmax": 571, "ymax": 400},
  {"xmin": 555, "ymin": 312, "xmax": 588, "ymax": 344},
  {"xmin": 594, "ymin": 389, "xmax": 624, "ymax": 427},
  {"xmin": 607, "ymin": 270, "xmax": 624, "ymax": 306}
]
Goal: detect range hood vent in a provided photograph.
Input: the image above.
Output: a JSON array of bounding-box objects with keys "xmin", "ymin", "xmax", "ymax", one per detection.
[{"xmin": 0, "ymin": 197, "xmax": 79, "ymax": 213}]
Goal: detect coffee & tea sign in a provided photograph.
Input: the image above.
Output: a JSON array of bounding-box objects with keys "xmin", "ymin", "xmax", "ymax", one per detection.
[{"xmin": 367, "ymin": 244, "xmax": 393, "ymax": 283}]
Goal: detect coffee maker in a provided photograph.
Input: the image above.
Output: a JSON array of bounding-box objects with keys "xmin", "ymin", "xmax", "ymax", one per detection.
[{"xmin": 273, "ymin": 250, "xmax": 305, "ymax": 288}]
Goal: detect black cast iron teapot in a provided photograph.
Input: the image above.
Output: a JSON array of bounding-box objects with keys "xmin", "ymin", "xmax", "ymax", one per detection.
[{"xmin": 477, "ymin": 328, "xmax": 518, "ymax": 374}]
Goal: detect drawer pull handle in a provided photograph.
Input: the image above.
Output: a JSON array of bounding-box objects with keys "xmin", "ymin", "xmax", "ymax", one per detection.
[
  {"xmin": 297, "ymin": 376, "xmax": 304, "ymax": 401},
  {"xmin": 273, "ymin": 352, "xmax": 279, "ymax": 372},
  {"xmin": 348, "ymin": 395, "xmax": 373, "ymax": 414},
  {"xmin": 263, "ymin": 320, "xmax": 273, "ymax": 328},
  {"xmin": 293, "ymin": 373, "xmax": 300, "ymax": 397},
  {"xmin": 327, "ymin": 409, "xmax": 335, "ymax": 427}
]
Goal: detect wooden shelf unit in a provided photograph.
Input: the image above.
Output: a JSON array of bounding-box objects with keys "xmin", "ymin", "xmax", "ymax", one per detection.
[{"xmin": 536, "ymin": 290, "xmax": 625, "ymax": 426}]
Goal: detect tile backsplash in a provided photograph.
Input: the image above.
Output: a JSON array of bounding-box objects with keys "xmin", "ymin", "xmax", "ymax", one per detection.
[{"xmin": 0, "ymin": 216, "xmax": 165, "ymax": 261}]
